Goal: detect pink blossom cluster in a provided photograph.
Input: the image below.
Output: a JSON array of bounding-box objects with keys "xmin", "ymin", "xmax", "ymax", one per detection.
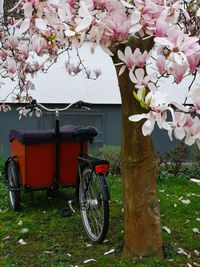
[{"xmin": 0, "ymin": 0, "xmax": 200, "ymax": 147}]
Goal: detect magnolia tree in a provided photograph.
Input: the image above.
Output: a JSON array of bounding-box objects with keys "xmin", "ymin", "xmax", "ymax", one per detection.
[{"xmin": 1, "ymin": 0, "xmax": 200, "ymax": 258}]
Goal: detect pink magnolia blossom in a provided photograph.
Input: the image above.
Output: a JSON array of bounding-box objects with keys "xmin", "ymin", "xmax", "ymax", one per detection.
[
  {"xmin": 105, "ymin": 14, "xmax": 131, "ymax": 43},
  {"xmin": 170, "ymin": 111, "xmax": 188, "ymax": 141},
  {"xmin": 118, "ymin": 46, "xmax": 136, "ymax": 72},
  {"xmin": 31, "ymin": 35, "xmax": 48, "ymax": 56},
  {"xmin": 129, "ymin": 68, "xmax": 156, "ymax": 92},
  {"xmin": 156, "ymin": 55, "xmax": 167, "ymax": 75},
  {"xmin": 164, "ymin": 1, "xmax": 180, "ymax": 24},
  {"xmin": 170, "ymin": 64, "xmax": 188, "ymax": 84},
  {"xmin": 184, "ymin": 117, "xmax": 200, "ymax": 146},
  {"xmin": 0, "ymin": 0, "xmax": 200, "ymax": 148},
  {"xmin": 155, "ymin": 28, "xmax": 200, "ymax": 65},
  {"xmin": 7, "ymin": 36, "xmax": 19, "ymax": 49},
  {"xmin": 0, "ymin": 103, "xmax": 11, "ymax": 112},
  {"xmin": 188, "ymin": 85, "xmax": 200, "ymax": 114},
  {"xmin": 6, "ymin": 58, "xmax": 18, "ymax": 78},
  {"xmin": 65, "ymin": 62, "xmax": 82, "ymax": 75},
  {"xmin": 155, "ymin": 18, "xmax": 168, "ymax": 37},
  {"xmin": 0, "ymin": 50, "xmax": 7, "ymax": 61},
  {"xmin": 18, "ymin": 43, "xmax": 29, "ymax": 60},
  {"xmin": 76, "ymin": 1, "xmax": 93, "ymax": 32},
  {"xmin": 134, "ymin": 49, "xmax": 149, "ymax": 68},
  {"xmin": 129, "ymin": 105, "xmax": 173, "ymax": 136},
  {"xmin": 117, "ymin": 46, "xmax": 149, "ymax": 75},
  {"xmin": 93, "ymin": 69, "xmax": 102, "ymax": 78},
  {"xmin": 26, "ymin": 0, "xmax": 36, "ymax": 4},
  {"xmin": 187, "ymin": 54, "xmax": 200, "ymax": 73},
  {"xmin": 129, "ymin": 90, "xmax": 174, "ymax": 135}
]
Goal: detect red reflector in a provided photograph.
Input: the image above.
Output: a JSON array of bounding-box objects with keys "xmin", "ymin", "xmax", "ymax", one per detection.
[{"xmin": 95, "ymin": 164, "xmax": 109, "ymax": 173}]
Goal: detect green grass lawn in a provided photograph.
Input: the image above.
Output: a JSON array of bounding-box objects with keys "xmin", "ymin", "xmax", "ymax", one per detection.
[{"xmin": 0, "ymin": 164, "xmax": 199, "ymax": 267}]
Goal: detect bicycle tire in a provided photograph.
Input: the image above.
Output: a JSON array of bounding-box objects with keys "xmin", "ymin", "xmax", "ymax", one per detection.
[
  {"xmin": 79, "ymin": 167, "xmax": 109, "ymax": 243},
  {"xmin": 7, "ymin": 159, "xmax": 21, "ymax": 211}
]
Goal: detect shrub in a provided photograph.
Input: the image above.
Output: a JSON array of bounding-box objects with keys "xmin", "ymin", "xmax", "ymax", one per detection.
[
  {"xmin": 0, "ymin": 145, "xmax": 5, "ymax": 178},
  {"xmin": 191, "ymin": 143, "xmax": 200, "ymax": 164},
  {"xmin": 156, "ymin": 143, "xmax": 189, "ymax": 176},
  {"xmin": 92, "ymin": 146, "xmax": 121, "ymax": 175}
]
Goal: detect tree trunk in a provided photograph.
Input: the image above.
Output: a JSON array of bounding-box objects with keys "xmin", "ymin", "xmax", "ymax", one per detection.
[{"xmin": 112, "ymin": 38, "xmax": 163, "ymax": 258}]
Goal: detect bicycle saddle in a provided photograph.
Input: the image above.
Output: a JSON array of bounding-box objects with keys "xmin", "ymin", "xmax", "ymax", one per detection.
[
  {"xmin": 72, "ymin": 126, "xmax": 97, "ymax": 144},
  {"xmin": 72, "ymin": 126, "xmax": 97, "ymax": 138}
]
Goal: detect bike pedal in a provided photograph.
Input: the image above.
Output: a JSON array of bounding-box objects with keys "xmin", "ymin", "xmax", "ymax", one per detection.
[{"xmin": 60, "ymin": 208, "xmax": 73, "ymax": 217}]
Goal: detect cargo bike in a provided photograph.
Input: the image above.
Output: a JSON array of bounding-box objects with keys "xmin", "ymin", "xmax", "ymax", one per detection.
[{"xmin": 4, "ymin": 100, "xmax": 110, "ymax": 243}]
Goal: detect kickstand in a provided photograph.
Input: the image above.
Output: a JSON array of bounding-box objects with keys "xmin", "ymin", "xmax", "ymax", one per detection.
[
  {"xmin": 29, "ymin": 191, "xmax": 34, "ymax": 204},
  {"xmin": 61, "ymin": 200, "xmax": 75, "ymax": 217}
]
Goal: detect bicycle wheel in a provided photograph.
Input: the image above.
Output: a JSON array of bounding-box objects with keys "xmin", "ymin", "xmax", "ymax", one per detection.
[
  {"xmin": 79, "ymin": 167, "xmax": 109, "ymax": 243},
  {"xmin": 7, "ymin": 159, "xmax": 21, "ymax": 211}
]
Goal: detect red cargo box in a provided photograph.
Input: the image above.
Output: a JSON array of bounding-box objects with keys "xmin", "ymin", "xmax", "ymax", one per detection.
[{"xmin": 9, "ymin": 126, "xmax": 88, "ymax": 189}]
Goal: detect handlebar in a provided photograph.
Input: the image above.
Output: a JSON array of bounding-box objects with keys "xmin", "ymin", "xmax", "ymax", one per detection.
[{"xmin": 25, "ymin": 99, "xmax": 93, "ymax": 113}]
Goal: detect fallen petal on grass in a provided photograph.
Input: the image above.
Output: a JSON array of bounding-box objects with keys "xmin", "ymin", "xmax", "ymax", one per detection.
[
  {"xmin": 194, "ymin": 250, "xmax": 199, "ymax": 256},
  {"xmin": 83, "ymin": 259, "xmax": 96, "ymax": 264},
  {"xmin": 177, "ymin": 247, "xmax": 191, "ymax": 258},
  {"xmin": 167, "ymin": 259, "xmax": 174, "ymax": 262},
  {"xmin": 104, "ymin": 249, "xmax": 115, "ymax": 255},
  {"xmin": 20, "ymin": 228, "xmax": 29, "ymax": 234},
  {"xmin": 191, "ymin": 193, "xmax": 200, "ymax": 197},
  {"xmin": 181, "ymin": 199, "xmax": 191, "ymax": 204},
  {"xmin": 44, "ymin": 251, "xmax": 54, "ymax": 254},
  {"xmin": 162, "ymin": 226, "xmax": 171, "ymax": 234},
  {"xmin": 190, "ymin": 178, "xmax": 200, "ymax": 183},
  {"xmin": 187, "ymin": 263, "xmax": 193, "ymax": 267},
  {"xmin": 85, "ymin": 243, "xmax": 93, "ymax": 247},
  {"xmin": 18, "ymin": 220, "xmax": 23, "ymax": 226},
  {"xmin": 18, "ymin": 239, "xmax": 27, "ymax": 245},
  {"xmin": 192, "ymin": 228, "xmax": 200, "ymax": 234},
  {"xmin": 2, "ymin": 235, "xmax": 11, "ymax": 241}
]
